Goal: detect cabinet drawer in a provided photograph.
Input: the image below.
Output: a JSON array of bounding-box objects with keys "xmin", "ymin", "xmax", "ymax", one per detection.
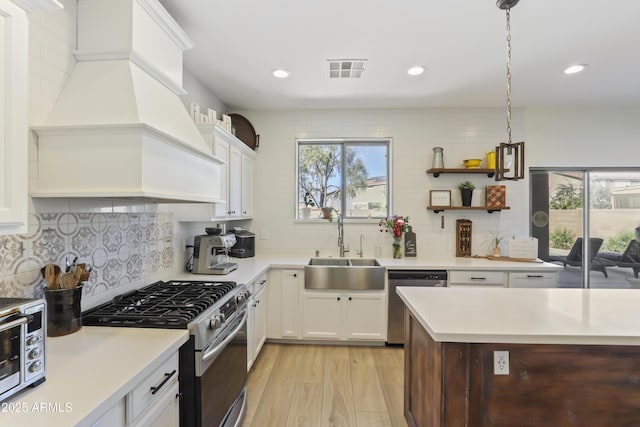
[
  {"xmin": 508, "ymin": 272, "xmax": 558, "ymax": 288},
  {"xmin": 127, "ymin": 352, "xmax": 179, "ymax": 423},
  {"xmin": 449, "ymin": 271, "xmax": 507, "ymax": 286},
  {"xmin": 253, "ymin": 273, "xmax": 267, "ymax": 295}
]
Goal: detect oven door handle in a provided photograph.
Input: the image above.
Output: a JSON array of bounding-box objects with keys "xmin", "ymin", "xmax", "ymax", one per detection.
[
  {"xmin": 0, "ymin": 316, "xmax": 28, "ymax": 333},
  {"xmin": 202, "ymin": 308, "xmax": 248, "ymax": 363}
]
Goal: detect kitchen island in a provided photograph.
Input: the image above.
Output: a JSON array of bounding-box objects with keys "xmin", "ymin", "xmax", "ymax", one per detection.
[{"xmin": 397, "ymin": 287, "xmax": 640, "ymax": 427}]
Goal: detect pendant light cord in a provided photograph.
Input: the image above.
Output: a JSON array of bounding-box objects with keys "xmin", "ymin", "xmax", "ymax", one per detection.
[{"xmin": 505, "ymin": 8, "xmax": 513, "ymax": 145}]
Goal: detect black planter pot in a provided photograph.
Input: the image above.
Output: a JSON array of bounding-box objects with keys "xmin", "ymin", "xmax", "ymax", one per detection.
[{"xmin": 461, "ymin": 189, "xmax": 473, "ymax": 206}]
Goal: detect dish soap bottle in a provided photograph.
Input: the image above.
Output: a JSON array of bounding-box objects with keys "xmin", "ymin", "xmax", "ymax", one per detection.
[{"xmin": 404, "ymin": 226, "xmax": 417, "ymax": 257}]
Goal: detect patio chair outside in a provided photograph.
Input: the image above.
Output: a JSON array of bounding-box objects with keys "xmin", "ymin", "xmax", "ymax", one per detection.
[
  {"xmin": 615, "ymin": 240, "xmax": 640, "ymax": 278},
  {"xmin": 548, "ymin": 237, "xmax": 611, "ymax": 277}
]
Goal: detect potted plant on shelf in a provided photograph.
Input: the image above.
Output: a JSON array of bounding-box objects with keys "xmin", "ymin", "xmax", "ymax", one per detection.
[
  {"xmin": 488, "ymin": 231, "xmax": 513, "ymax": 257},
  {"xmin": 458, "ymin": 181, "xmax": 476, "ymax": 206},
  {"xmin": 302, "ymin": 192, "xmax": 315, "ymax": 219}
]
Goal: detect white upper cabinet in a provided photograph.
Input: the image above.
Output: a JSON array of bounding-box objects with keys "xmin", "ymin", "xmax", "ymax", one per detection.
[
  {"xmin": 0, "ymin": 0, "xmax": 61, "ymax": 235},
  {"xmin": 178, "ymin": 124, "xmax": 256, "ymax": 221},
  {"xmin": 0, "ymin": 1, "xmax": 28, "ymax": 235}
]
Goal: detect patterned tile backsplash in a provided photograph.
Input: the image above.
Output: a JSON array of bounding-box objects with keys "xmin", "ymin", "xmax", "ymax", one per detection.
[{"xmin": 0, "ymin": 212, "xmax": 174, "ymax": 301}]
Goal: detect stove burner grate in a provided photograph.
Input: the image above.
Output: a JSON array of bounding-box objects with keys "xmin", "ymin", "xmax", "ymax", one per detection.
[{"xmin": 82, "ymin": 280, "xmax": 237, "ymax": 328}]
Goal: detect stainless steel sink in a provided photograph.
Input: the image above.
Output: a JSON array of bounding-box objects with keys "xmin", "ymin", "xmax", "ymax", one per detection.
[
  {"xmin": 304, "ymin": 258, "xmax": 385, "ymax": 290},
  {"xmin": 307, "ymin": 258, "xmax": 350, "ymax": 266},
  {"xmin": 348, "ymin": 258, "xmax": 380, "ymax": 266}
]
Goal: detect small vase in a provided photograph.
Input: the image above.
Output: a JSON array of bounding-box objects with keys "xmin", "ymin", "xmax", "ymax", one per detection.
[
  {"xmin": 302, "ymin": 207, "xmax": 311, "ymax": 219},
  {"xmin": 492, "ymin": 247, "xmax": 501, "ymax": 257},
  {"xmin": 393, "ymin": 237, "xmax": 402, "ymax": 259}
]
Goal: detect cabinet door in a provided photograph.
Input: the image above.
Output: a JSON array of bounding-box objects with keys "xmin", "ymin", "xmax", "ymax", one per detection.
[
  {"xmin": 302, "ymin": 290, "xmax": 342, "ymax": 339},
  {"xmin": 0, "ymin": 1, "xmax": 28, "ymax": 235},
  {"xmin": 280, "ymin": 270, "xmax": 301, "ymax": 337},
  {"xmin": 343, "ymin": 292, "xmax": 386, "ymax": 341},
  {"xmin": 213, "ymin": 138, "xmax": 230, "ymax": 218},
  {"xmin": 247, "ymin": 291, "xmax": 256, "ymax": 371},
  {"xmin": 253, "ymin": 285, "xmax": 267, "ymax": 358},
  {"xmin": 241, "ymin": 153, "xmax": 253, "ymax": 217},
  {"xmin": 131, "ymin": 381, "xmax": 180, "ymax": 427},
  {"xmin": 508, "ymin": 272, "xmax": 559, "ymax": 288},
  {"xmin": 228, "ymin": 146, "xmax": 242, "ymax": 217},
  {"xmin": 92, "ymin": 398, "xmax": 125, "ymax": 427}
]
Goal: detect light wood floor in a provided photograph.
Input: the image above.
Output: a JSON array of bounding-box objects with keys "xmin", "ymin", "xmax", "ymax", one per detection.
[{"xmin": 242, "ymin": 343, "xmax": 406, "ymax": 427}]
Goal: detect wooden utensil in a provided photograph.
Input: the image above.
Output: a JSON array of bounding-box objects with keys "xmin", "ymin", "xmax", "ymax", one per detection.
[
  {"xmin": 73, "ymin": 266, "xmax": 83, "ymax": 287},
  {"xmin": 59, "ymin": 272, "xmax": 77, "ymax": 289},
  {"xmin": 40, "ymin": 263, "xmax": 61, "ymax": 289}
]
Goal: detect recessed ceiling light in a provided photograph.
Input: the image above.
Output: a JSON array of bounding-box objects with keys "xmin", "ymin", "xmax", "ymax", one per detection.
[
  {"xmin": 564, "ymin": 64, "xmax": 587, "ymax": 75},
  {"xmin": 407, "ymin": 66, "xmax": 425, "ymax": 76},
  {"xmin": 272, "ymin": 69, "xmax": 290, "ymax": 78}
]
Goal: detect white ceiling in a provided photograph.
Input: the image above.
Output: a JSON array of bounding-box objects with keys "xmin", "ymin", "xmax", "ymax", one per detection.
[{"xmin": 159, "ymin": 0, "xmax": 640, "ymax": 111}]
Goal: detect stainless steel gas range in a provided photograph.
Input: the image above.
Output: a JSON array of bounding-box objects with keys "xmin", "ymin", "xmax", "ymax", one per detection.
[{"xmin": 83, "ymin": 280, "xmax": 250, "ymax": 427}]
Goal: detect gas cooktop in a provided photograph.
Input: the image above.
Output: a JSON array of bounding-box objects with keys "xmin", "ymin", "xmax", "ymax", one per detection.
[{"xmin": 82, "ymin": 280, "xmax": 237, "ymax": 329}]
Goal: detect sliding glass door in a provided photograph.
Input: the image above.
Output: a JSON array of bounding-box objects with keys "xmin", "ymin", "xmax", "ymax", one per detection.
[{"xmin": 531, "ymin": 169, "xmax": 640, "ymax": 288}]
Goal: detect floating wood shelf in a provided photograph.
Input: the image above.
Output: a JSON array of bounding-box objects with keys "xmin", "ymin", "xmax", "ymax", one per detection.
[
  {"xmin": 427, "ymin": 206, "xmax": 511, "ymax": 214},
  {"xmin": 426, "ymin": 168, "xmax": 508, "ymax": 178}
]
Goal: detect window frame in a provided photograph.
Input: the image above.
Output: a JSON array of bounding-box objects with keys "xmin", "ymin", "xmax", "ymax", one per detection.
[{"xmin": 295, "ymin": 137, "xmax": 392, "ymax": 221}]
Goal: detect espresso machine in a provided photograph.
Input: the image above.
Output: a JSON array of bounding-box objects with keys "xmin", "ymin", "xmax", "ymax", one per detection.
[{"xmin": 192, "ymin": 232, "xmax": 238, "ymax": 274}]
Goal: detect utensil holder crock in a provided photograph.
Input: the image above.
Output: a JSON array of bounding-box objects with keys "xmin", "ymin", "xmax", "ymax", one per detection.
[{"xmin": 45, "ymin": 285, "xmax": 83, "ymax": 337}]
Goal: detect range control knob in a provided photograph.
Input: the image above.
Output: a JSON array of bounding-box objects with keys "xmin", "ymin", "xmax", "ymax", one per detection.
[
  {"xmin": 209, "ymin": 314, "xmax": 225, "ymax": 330},
  {"xmin": 28, "ymin": 348, "xmax": 42, "ymax": 360},
  {"xmin": 236, "ymin": 294, "xmax": 245, "ymax": 305},
  {"xmin": 29, "ymin": 361, "xmax": 42, "ymax": 373}
]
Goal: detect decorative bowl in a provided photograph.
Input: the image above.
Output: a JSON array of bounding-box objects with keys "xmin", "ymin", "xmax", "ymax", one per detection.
[{"xmin": 463, "ymin": 159, "xmax": 482, "ymax": 169}]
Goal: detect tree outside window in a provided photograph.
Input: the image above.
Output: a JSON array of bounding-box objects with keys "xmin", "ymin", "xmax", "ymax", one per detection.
[{"xmin": 297, "ymin": 139, "xmax": 390, "ymax": 220}]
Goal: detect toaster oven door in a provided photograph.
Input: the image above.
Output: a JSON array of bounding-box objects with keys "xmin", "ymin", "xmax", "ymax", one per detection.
[{"xmin": 0, "ymin": 318, "xmax": 26, "ymax": 399}]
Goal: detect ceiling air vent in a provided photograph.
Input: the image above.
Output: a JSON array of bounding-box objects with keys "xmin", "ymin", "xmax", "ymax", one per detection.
[{"xmin": 328, "ymin": 59, "xmax": 367, "ymax": 78}]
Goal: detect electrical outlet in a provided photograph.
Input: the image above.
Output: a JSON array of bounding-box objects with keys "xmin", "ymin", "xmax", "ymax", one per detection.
[
  {"xmin": 494, "ymin": 350, "xmax": 509, "ymax": 375},
  {"xmin": 260, "ymin": 229, "xmax": 269, "ymax": 240}
]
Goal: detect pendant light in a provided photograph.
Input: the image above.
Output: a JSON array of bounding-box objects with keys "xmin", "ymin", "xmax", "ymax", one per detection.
[{"xmin": 495, "ymin": 0, "xmax": 525, "ymax": 181}]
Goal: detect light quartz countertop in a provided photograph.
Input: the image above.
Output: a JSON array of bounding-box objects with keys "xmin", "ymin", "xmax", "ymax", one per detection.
[
  {"xmin": 4, "ymin": 327, "xmax": 188, "ymax": 427},
  {"xmin": 397, "ymin": 286, "xmax": 640, "ymax": 346},
  {"xmin": 173, "ymin": 253, "xmax": 562, "ymax": 286}
]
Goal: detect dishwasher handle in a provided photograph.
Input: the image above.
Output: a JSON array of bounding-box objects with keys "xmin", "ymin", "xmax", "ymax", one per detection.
[{"xmin": 388, "ymin": 270, "xmax": 447, "ymax": 281}]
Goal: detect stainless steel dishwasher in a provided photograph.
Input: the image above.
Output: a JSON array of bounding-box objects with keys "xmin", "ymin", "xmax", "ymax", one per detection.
[{"xmin": 387, "ymin": 270, "xmax": 447, "ymax": 345}]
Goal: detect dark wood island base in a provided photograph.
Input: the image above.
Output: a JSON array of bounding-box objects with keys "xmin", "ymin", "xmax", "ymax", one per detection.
[{"xmin": 404, "ymin": 311, "xmax": 640, "ymax": 427}]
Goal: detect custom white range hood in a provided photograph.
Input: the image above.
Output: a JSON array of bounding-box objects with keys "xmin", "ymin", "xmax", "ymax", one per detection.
[{"xmin": 32, "ymin": 0, "xmax": 223, "ymax": 203}]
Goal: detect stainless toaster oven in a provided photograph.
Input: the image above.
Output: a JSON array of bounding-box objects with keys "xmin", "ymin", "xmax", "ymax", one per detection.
[{"xmin": 0, "ymin": 298, "xmax": 46, "ymax": 402}]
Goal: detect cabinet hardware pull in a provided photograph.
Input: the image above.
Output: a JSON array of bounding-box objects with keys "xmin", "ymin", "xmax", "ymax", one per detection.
[
  {"xmin": 150, "ymin": 370, "xmax": 176, "ymax": 395},
  {"xmin": 337, "ymin": 297, "xmax": 341, "ymax": 301},
  {"xmin": 527, "ymin": 275, "xmax": 544, "ymax": 278},
  {"xmin": 348, "ymin": 297, "xmax": 352, "ymax": 301},
  {"xmin": 470, "ymin": 277, "xmax": 487, "ymax": 280},
  {"xmin": 176, "ymin": 392, "xmax": 183, "ymax": 400},
  {"xmin": 293, "ymin": 273, "xmax": 297, "ymax": 278},
  {"xmin": 259, "ymin": 280, "xmax": 266, "ymax": 285}
]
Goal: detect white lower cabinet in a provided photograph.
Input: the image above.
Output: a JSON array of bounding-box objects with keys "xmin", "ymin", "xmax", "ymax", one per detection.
[
  {"xmin": 301, "ymin": 290, "xmax": 386, "ymax": 341},
  {"xmin": 92, "ymin": 398, "xmax": 126, "ymax": 427},
  {"xmin": 302, "ymin": 291, "xmax": 342, "ymax": 339},
  {"xmin": 93, "ymin": 351, "xmax": 179, "ymax": 427},
  {"xmin": 448, "ymin": 271, "xmax": 508, "ymax": 288},
  {"xmin": 266, "ymin": 269, "xmax": 302, "ymax": 339},
  {"xmin": 131, "ymin": 381, "xmax": 180, "ymax": 427},
  {"xmin": 247, "ymin": 273, "xmax": 268, "ymax": 371},
  {"xmin": 508, "ymin": 271, "xmax": 559, "ymax": 288}
]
